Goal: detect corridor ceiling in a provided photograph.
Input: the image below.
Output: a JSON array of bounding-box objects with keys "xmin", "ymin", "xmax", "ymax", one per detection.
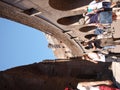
[{"xmin": 0, "ymin": 0, "xmax": 98, "ymax": 57}]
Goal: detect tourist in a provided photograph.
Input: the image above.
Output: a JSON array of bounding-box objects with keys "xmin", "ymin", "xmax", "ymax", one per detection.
[
  {"xmin": 81, "ymin": 51, "xmax": 120, "ymax": 64},
  {"xmin": 77, "ymin": 80, "xmax": 120, "ymax": 90},
  {"xmin": 81, "ymin": 37, "xmax": 120, "ymax": 50}
]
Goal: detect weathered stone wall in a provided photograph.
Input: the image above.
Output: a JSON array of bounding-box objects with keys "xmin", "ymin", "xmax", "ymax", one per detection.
[{"xmin": 0, "ymin": 59, "xmax": 112, "ymax": 90}]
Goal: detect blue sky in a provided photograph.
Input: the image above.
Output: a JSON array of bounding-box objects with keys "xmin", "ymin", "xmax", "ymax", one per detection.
[{"xmin": 0, "ymin": 18, "xmax": 55, "ymax": 71}]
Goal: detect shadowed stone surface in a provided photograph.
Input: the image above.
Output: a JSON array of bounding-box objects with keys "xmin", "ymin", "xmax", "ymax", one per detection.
[
  {"xmin": 49, "ymin": 0, "xmax": 92, "ymax": 11},
  {"xmin": 0, "ymin": 59, "xmax": 112, "ymax": 90},
  {"xmin": 57, "ymin": 14, "xmax": 83, "ymax": 25}
]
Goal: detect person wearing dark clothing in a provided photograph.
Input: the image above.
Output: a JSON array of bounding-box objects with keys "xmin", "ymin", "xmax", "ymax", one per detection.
[
  {"xmin": 81, "ymin": 37, "xmax": 120, "ymax": 50},
  {"xmin": 85, "ymin": 39, "xmax": 103, "ymax": 49}
]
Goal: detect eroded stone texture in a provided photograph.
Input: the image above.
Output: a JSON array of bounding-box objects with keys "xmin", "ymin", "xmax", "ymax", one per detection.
[{"xmin": 0, "ymin": 59, "xmax": 112, "ymax": 90}]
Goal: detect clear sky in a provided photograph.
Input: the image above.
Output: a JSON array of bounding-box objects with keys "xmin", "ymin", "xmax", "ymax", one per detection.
[{"xmin": 0, "ymin": 18, "xmax": 55, "ymax": 71}]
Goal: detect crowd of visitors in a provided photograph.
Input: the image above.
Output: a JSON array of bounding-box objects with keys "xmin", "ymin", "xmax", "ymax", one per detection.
[
  {"xmin": 75, "ymin": 0, "xmax": 120, "ymax": 90},
  {"xmin": 80, "ymin": 0, "xmax": 120, "ymax": 64}
]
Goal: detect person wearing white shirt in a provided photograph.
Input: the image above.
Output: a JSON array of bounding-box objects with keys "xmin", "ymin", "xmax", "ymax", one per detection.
[
  {"xmin": 82, "ymin": 51, "xmax": 120, "ymax": 64},
  {"xmin": 77, "ymin": 80, "xmax": 120, "ymax": 90}
]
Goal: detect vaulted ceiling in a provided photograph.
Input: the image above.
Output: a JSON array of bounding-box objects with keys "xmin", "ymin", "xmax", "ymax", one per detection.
[
  {"xmin": 0, "ymin": 0, "xmax": 94, "ymax": 57},
  {"xmin": 0, "ymin": 0, "xmax": 119, "ymax": 57}
]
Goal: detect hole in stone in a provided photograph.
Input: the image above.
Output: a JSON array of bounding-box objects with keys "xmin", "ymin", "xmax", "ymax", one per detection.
[
  {"xmin": 85, "ymin": 34, "xmax": 97, "ymax": 39},
  {"xmin": 49, "ymin": 0, "xmax": 93, "ymax": 11},
  {"xmin": 57, "ymin": 15, "xmax": 83, "ymax": 25},
  {"xmin": 23, "ymin": 8, "xmax": 41, "ymax": 16},
  {"xmin": 79, "ymin": 26, "xmax": 97, "ymax": 32}
]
